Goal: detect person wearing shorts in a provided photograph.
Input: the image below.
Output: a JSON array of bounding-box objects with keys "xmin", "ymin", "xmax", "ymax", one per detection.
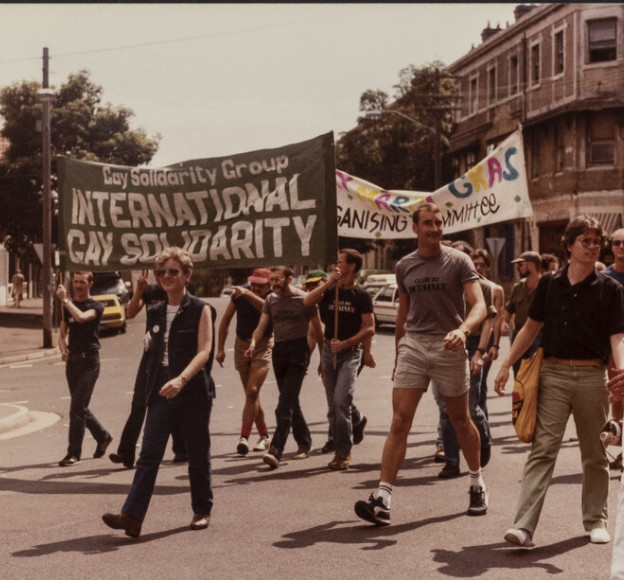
[
  {"xmin": 217, "ymin": 268, "xmax": 273, "ymax": 455},
  {"xmin": 354, "ymin": 203, "xmax": 487, "ymax": 526}
]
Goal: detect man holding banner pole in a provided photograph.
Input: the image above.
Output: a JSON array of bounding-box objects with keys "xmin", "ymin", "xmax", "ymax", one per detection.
[
  {"xmin": 354, "ymin": 203, "xmax": 487, "ymax": 525},
  {"xmin": 304, "ymin": 249, "xmax": 375, "ymax": 470}
]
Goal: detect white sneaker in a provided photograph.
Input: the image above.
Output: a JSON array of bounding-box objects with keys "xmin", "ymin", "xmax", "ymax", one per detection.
[
  {"xmin": 589, "ymin": 528, "xmax": 611, "ymax": 544},
  {"xmin": 253, "ymin": 436, "xmax": 270, "ymax": 452},
  {"xmin": 236, "ymin": 437, "xmax": 249, "ymax": 456},
  {"xmin": 504, "ymin": 528, "xmax": 533, "ymax": 547}
]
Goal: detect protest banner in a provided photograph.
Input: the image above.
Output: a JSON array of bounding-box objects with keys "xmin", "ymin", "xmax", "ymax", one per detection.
[
  {"xmin": 57, "ymin": 133, "xmax": 337, "ymax": 271},
  {"xmin": 336, "ymin": 129, "xmax": 533, "ymax": 239}
]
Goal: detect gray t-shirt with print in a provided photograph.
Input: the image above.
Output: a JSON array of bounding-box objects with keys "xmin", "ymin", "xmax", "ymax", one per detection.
[
  {"xmin": 262, "ymin": 287, "xmax": 317, "ymax": 343},
  {"xmin": 396, "ymin": 246, "xmax": 479, "ymax": 335}
]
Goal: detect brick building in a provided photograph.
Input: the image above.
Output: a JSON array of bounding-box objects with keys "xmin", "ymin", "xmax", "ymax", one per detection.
[{"xmin": 447, "ymin": 3, "xmax": 624, "ymax": 279}]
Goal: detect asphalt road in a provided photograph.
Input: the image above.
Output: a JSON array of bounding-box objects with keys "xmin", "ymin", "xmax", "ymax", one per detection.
[{"xmin": 0, "ymin": 297, "xmax": 620, "ymax": 579}]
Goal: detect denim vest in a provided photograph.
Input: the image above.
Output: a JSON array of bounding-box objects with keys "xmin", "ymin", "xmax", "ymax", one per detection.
[{"xmin": 144, "ymin": 292, "xmax": 216, "ymax": 405}]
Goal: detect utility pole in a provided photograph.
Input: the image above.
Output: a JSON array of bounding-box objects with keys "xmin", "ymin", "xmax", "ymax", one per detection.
[
  {"xmin": 37, "ymin": 48, "xmax": 54, "ymax": 348},
  {"xmin": 433, "ymin": 68, "xmax": 442, "ymax": 190}
]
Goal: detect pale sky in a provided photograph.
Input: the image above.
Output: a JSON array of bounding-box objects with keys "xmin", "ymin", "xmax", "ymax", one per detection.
[{"xmin": 0, "ymin": 3, "xmax": 521, "ymax": 167}]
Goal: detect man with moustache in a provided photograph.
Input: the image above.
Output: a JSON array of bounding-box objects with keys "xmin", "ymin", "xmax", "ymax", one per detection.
[{"xmin": 245, "ymin": 266, "xmax": 324, "ymax": 470}]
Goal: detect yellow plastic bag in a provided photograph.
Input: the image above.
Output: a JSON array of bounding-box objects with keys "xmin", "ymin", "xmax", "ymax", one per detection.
[{"xmin": 512, "ymin": 348, "xmax": 543, "ymax": 443}]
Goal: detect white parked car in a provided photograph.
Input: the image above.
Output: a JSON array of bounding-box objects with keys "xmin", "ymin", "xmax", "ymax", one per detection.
[
  {"xmin": 363, "ymin": 273, "xmax": 396, "ymax": 297},
  {"xmin": 372, "ymin": 283, "xmax": 399, "ymax": 328}
]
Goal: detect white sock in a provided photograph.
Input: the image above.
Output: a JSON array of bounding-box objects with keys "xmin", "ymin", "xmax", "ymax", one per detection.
[
  {"xmin": 376, "ymin": 482, "xmax": 393, "ymax": 508},
  {"xmin": 469, "ymin": 469, "xmax": 485, "ymax": 490}
]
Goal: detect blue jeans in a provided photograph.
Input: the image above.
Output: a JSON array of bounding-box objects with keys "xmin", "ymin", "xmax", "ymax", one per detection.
[
  {"xmin": 270, "ymin": 338, "xmax": 311, "ymax": 458},
  {"xmin": 321, "ymin": 344, "xmax": 362, "ymax": 456},
  {"xmin": 123, "ymin": 368, "xmax": 213, "ymax": 522},
  {"xmin": 65, "ymin": 351, "xmax": 109, "ymax": 459}
]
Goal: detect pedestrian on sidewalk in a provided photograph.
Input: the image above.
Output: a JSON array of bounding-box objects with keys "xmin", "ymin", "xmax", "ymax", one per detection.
[
  {"xmin": 245, "ymin": 265, "xmax": 324, "ymax": 470},
  {"xmin": 216, "ymin": 268, "xmax": 273, "ymax": 456},
  {"xmin": 11, "ymin": 269, "xmax": 25, "ymax": 308},
  {"xmin": 103, "ymin": 247, "xmax": 215, "ymax": 537},
  {"xmin": 495, "ymin": 215, "xmax": 624, "ymax": 548},
  {"xmin": 304, "ymin": 250, "xmax": 374, "ymax": 470},
  {"xmin": 56, "ymin": 271, "xmax": 112, "ymax": 467},
  {"xmin": 354, "ymin": 203, "xmax": 487, "ymax": 526}
]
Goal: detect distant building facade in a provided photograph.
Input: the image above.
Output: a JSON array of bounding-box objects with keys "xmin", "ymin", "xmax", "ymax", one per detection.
[{"xmin": 448, "ymin": 3, "xmax": 624, "ymax": 278}]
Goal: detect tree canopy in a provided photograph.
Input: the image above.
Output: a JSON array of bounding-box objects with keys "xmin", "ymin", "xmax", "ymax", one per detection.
[
  {"xmin": 335, "ymin": 61, "xmax": 458, "ymax": 257},
  {"xmin": 0, "ymin": 70, "xmax": 160, "ymax": 259}
]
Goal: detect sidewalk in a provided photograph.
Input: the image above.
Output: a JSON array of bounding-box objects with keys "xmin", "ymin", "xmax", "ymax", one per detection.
[{"xmin": 0, "ymin": 296, "xmax": 60, "ymax": 365}]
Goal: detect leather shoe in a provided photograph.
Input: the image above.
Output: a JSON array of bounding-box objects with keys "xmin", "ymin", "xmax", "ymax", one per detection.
[
  {"xmin": 94, "ymin": 434, "xmax": 113, "ymax": 459},
  {"xmin": 438, "ymin": 463, "xmax": 461, "ymax": 479},
  {"xmin": 59, "ymin": 455, "xmax": 81, "ymax": 467},
  {"xmin": 190, "ymin": 514, "xmax": 210, "ymax": 530},
  {"xmin": 109, "ymin": 453, "xmax": 134, "ymax": 469},
  {"xmin": 102, "ymin": 512, "xmax": 142, "ymax": 538}
]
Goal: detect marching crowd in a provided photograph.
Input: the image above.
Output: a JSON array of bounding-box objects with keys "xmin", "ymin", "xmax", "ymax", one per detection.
[{"xmin": 53, "ymin": 204, "xmax": 624, "ymax": 578}]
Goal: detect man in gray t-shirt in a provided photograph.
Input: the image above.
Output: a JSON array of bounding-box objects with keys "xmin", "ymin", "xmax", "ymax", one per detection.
[
  {"xmin": 355, "ymin": 203, "xmax": 488, "ymax": 526},
  {"xmin": 246, "ymin": 265, "xmax": 324, "ymax": 470}
]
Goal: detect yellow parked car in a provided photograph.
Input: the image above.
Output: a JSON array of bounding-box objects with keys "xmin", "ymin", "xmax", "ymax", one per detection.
[{"xmin": 93, "ymin": 294, "xmax": 127, "ymax": 334}]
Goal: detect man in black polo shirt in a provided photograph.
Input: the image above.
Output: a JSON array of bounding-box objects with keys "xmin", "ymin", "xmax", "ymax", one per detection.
[
  {"xmin": 57, "ymin": 271, "xmax": 112, "ymax": 467},
  {"xmin": 495, "ymin": 215, "xmax": 624, "ymax": 547}
]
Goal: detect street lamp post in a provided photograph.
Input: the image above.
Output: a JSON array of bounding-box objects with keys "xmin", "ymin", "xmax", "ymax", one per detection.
[
  {"xmin": 365, "ymin": 108, "xmax": 442, "ymax": 190},
  {"xmin": 37, "ymin": 47, "xmax": 54, "ymax": 349}
]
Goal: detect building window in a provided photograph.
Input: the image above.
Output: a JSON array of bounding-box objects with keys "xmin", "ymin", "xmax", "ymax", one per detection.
[
  {"xmin": 587, "ymin": 114, "xmax": 615, "ymax": 165},
  {"xmin": 587, "ymin": 18, "xmax": 617, "ymax": 63},
  {"xmin": 531, "ymin": 43, "xmax": 541, "ymax": 86},
  {"xmin": 469, "ymin": 76, "xmax": 478, "ymax": 114},
  {"xmin": 488, "ymin": 66, "xmax": 496, "ymax": 105},
  {"xmin": 554, "ymin": 30, "xmax": 564, "ymax": 75},
  {"xmin": 509, "ymin": 54, "xmax": 519, "ymax": 95}
]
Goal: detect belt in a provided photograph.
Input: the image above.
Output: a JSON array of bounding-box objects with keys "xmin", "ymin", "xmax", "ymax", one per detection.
[
  {"xmin": 67, "ymin": 350, "xmax": 97, "ymax": 362},
  {"xmin": 546, "ymin": 356, "xmax": 604, "ymax": 368}
]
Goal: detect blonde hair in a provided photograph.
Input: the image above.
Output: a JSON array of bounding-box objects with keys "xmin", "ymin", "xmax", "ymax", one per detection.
[{"xmin": 156, "ymin": 247, "xmax": 193, "ymax": 275}]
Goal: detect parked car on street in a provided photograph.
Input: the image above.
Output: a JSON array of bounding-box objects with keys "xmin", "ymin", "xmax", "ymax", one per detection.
[
  {"xmin": 372, "ymin": 283, "xmax": 399, "ymax": 328},
  {"xmin": 93, "ymin": 294, "xmax": 126, "ymax": 334},
  {"xmin": 364, "ymin": 273, "xmax": 396, "ymax": 297},
  {"xmin": 92, "ymin": 272, "xmax": 131, "ymax": 308}
]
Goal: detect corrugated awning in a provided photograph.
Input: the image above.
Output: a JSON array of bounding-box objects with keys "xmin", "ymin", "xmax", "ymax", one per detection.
[{"xmin": 588, "ymin": 212, "xmax": 622, "ymax": 235}]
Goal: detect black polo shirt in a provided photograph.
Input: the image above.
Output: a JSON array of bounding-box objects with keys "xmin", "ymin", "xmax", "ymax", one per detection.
[{"xmin": 528, "ymin": 266, "xmax": 624, "ymax": 363}]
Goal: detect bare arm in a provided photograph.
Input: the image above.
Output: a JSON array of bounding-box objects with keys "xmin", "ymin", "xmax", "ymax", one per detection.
[
  {"xmin": 330, "ymin": 312, "xmax": 375, "ymax": 353},
  {"xmin": 443, "ymin": 279, "xmax": 486, "ymax": 352},
  {"xmin": 393, "ymin": 291, "xmax": 409, "ymax": 378},
  {"xmin": 232, "ymin": 286, "xmax": 265, "ymax": 312},
  {"xmin": 244, "ymin": 312, "xmax": 271, "ymax": 358},
  {"xmin": 494, "ymin": 317, "xmax": 543, "ymax": 395},
  {"xmin": 58, "ymin": 320, "xmax": 69, "ymax": 362},
  {"xmin": 216, "ymin": 300, "xmax": 236, "ymax": 367}
]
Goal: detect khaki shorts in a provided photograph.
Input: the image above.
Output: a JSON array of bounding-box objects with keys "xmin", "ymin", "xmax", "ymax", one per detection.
[
  {"xmin": 234, "ymin": 336, "xmax": 273, "ymax": 372},
  {"xmin": 393, "ymin": 332, "xmax": 469, "ymax": 397}
]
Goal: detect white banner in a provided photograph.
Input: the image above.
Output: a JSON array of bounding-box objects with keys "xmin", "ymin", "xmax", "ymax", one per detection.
[{"xmin": 336, "ymin": 130, "xmax": 533, "ymax": 239}]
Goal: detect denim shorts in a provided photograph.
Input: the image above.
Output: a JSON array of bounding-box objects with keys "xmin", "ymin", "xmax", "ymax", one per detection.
[{"xmin": 393, "ymin": 332, "xmax": 469, "ymax": 397}]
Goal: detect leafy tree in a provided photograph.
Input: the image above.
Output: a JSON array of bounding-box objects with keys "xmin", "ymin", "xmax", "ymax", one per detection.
[
  {"xmin": 0, "ymin": 70, "xmax": 160, "ymax": 258},
  {"xmin": 335, "ymin": 61, "xmax": 458, "ymax": 259}
]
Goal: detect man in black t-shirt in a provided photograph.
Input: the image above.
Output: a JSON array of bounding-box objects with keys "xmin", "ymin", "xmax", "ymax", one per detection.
[
  {"xmin": 56, "ymin": 271, "xmax": 112, "ymax": 467},
  {"xmin": 304, "ymin": 249, "xmax": 375, "ymax": 470}
]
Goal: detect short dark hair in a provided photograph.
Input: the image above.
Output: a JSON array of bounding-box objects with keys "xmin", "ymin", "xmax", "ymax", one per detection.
[
  {"xmin": 473, "ymin": 248, "xmax": 492, "ymax": 268},
  {"xmin": 72, "ymin": 271, "xmax": 94, "ymax": 283},
  {"xmin": 270, "ymin": 265, "xmax": 293, "ymax": 278},
  {"xmin": 561, "ymin": 215, "xmax": 604, "ymax": 256},
  {"xmin": 412, "ymin": 202, "xmax": 442, "ymax": 224},
  {"xmin": 339, "ymin": 248, "xmax": 363, "ymax": 273},
  {"xmin": 540, "ymin": 253, "xmax": 558, "ymax": 271},
  {"xmin": 451, "ymin": 240, "xmax": 474, "ymax": 256}
]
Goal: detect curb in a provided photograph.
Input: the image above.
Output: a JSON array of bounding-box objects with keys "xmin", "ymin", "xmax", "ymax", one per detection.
[
  {"xmin": 0, "ymin": 404, "xmax": 30, "ymax": 434},
  {"xmin": 0, "ymin": 348, "xmax": 59, "ymax": 366}
]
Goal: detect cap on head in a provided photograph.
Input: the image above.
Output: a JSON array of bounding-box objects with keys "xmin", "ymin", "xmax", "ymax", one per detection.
[
  {"xmin": 304, "ymin": 270, "xmax": 327, "ymax": 285},
  {"xmin": 248, "ymin": 268, "xmax": 271, "ymax": 285},
  {"xmin": 511, "ymin": 251, "xmax": 541, "ymax": 268}
]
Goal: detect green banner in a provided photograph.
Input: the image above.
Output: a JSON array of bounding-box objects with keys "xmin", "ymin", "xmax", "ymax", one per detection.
[{"xmin": 57, "ymin": 132, "xmax": 337, "ymax": 272}]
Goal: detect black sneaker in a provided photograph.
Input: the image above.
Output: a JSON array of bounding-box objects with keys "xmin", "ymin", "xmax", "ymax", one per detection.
[
  {"xmin": 467, "ymin": 485, "xmax": 488, "ymax": 516},
  {"xmin": 354, "ymin": 493, "xmax": 391, "ymax": 526},
  {"xmin": 94, "ymin": 434, "xmax": 113, "ymax": 459},
  {"xmin": 59, "ymin": 455, "xmax": 81, "ymax": 467},
  {"xmin": 353, "ymin": 416, "xmax": 368, "ymax": 445},
  {"xmin": 438, "ymin": 463, "xmax": 461, "ymax": 479}
]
